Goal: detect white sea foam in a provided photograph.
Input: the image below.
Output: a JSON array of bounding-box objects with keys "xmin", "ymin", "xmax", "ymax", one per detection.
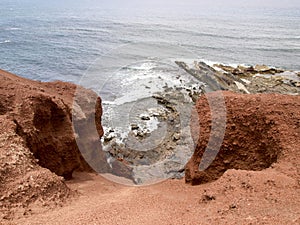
[
  {"xmin": 102, "ymin": 100, "xmax": 116, "ymax": 105},
  {"xmin": 199, "ymin": 59, "xmax": 249, "ymax": 71},
  {"xmin": 0, "ymin": 40, "xmax": 11, "ymax": 44},
  {"xmin": 5, "ymin": 27, "xmax": 21, "ymax": 31},
  {"xmin": 146, "ymin": 117, "xmax": 159, "ymax": 132},
  {"xmin": 129, "ymin": 62, "xmax": 156, "ymax": 71}
]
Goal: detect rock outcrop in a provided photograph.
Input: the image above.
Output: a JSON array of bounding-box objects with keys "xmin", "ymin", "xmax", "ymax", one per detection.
[
  {"xmin": 0, "ymin": 69, "xmax": 104, "ymax": 219},
  {"xmin": 185, "ymin": 91, "xmax": 300, "ymax": 185},
  {"xmin": 176, "ymin": 61, "xmax": 300, "ymax": 95},
  {"xmin": 214, "ymin": 64, "xmax": 284, "ymax": 76}
]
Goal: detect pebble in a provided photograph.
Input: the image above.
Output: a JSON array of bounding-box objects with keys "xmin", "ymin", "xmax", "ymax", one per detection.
[
  {"xmin": 131, "ymin": 124, "xmax": 139, "ymax": 130},
  {"xmin": 140, "ymin": 114, "xmax": 150, "ymax": 120},
  {"xmin": 173, "ymin": 133, "xmax": 180, "ymax": 141}
]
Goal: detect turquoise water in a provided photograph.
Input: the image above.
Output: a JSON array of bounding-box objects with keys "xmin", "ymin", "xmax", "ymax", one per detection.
[{"xmin": 0, "ymin": 0, "xmax": 299, "ymax": 82}]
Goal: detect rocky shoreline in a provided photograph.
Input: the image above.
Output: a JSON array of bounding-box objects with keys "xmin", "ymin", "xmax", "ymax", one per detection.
[
  {"xmin": 0, "ymin": 61, "xmax": 299, "ymax": 221},
  {"xmin": 102, "ymin": 61, "xmax": 299, "ymax": 184},
  {"xmin": 176, "ymin": 61, "xmax": 299, "ymax": 94}
]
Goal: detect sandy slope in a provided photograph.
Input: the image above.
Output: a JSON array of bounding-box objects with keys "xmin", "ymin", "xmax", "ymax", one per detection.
[{"xmin": 10, "ymin": 170, "xmax": 300, "ymax": 225}]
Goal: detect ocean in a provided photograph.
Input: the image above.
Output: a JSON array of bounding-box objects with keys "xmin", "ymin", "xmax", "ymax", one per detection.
[
  {"xmin": 1, "ymin": 0, "xmax": 299, "ymax": 184},
  {"xmin": 0, "ymin": 0, "xmax": 299, "ymax": 83}
]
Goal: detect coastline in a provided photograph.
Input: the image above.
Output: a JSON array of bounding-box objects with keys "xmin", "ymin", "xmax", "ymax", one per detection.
[{"xmin": 0, "ymin": 63, "xmax": 299, "ymax": 224}]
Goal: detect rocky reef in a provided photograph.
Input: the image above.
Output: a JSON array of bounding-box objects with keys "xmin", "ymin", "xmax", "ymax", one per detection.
[
  {"xmin": 102, "ymin": 60, "xmax": 299, "ymax": 184},
  {"xmin": 176, "ymin": 61, "xmax": 299, "ymax": 94}
]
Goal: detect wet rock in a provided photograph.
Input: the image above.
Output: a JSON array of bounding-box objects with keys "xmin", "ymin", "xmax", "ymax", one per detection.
[
  {"xmin": 176, "ymin": 61, "xmax": 230, "ymax": 91},
  {"xmin": 254, "ymin": 64, "xmax": 271, "ymax": 72},
  {"xmin": 136, "ymin": 129, "xmax": 150, "ymax": 138},
  {"xmin": 131, "ymin": 124, "xmax": 139, "ymax": 130},
  {"xmin": 290, "ymin": 80, "xmax": 300, "ymax": 87},
  {"xmin": 254, "ymin": 64, "xmax": 284, "ymax": 74},
  {"xmin": 104, "ymin": 133, "xmax": 115, "ymax": 143},
  {"xmin": 194, "ymin": 61, "xmax": 217, "ymax": 74},
  {"xmin": 205, "ymin": 62, "xmax": 299, "ymax": 95},
  {"xmin": 214, "ymin": 64, "xmax": 284, "ymax": 76},
  {"xmin": 140, "ymin": 114, "xmax": 150, "ymax": 120},
  {"xmin": 148, "ymin": 108, "xmax": 167, "ymax": 118},
  {"xmin": 152, "ymin": 94, "xmax": 170, "ymax": 105},
  {"xmin": 213, "ymin": 64, "xmax": 236, "ymax": 74},
  {"xmin": 103, "ymin": 127, "xmax": 116, "ymax": 143}
]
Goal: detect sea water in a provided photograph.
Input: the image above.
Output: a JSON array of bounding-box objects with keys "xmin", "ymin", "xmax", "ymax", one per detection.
[{"xmin": 0, "ymin": 0, "xmax": 299, "ymax": 83}]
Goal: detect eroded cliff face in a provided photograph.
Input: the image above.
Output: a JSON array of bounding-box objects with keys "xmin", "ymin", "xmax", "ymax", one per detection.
[
  {"xmin": 0, "ymin": 69, "xmax": 104, "ymax": 218},
  {"xmin": 186, "ymin": 91, "xmax": 300, "ymax": 185},
  {"xmin": 1, "ymin": 67, "xmax": 300, "ymax": 221}
]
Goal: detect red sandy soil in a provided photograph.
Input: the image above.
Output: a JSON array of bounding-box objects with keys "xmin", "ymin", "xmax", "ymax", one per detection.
[
  {"xmin": 11, "ymin": 170, "xmax": 300, "ymax": 225},
  {"xmin": 0, "ymin": 69, "xmax": 102, "ymax": 220},
  {"xmin": 186, "ymin": 91, "xmax": 300, "ymax": 185},
  {"xmin": 1, "ymin": 70, "xmax": 300, "ymax": 224}
]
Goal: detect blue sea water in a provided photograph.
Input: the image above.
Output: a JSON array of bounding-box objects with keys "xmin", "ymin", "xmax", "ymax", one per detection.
[{"xmin": 0, "ymin": 0, "xmax": 299, "ymax": 83}]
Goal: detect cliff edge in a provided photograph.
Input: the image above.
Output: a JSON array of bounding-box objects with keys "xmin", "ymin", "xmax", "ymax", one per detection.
[{"xmin": 0, "ymin": 69, "xmax": 103, "ymax": 219}]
